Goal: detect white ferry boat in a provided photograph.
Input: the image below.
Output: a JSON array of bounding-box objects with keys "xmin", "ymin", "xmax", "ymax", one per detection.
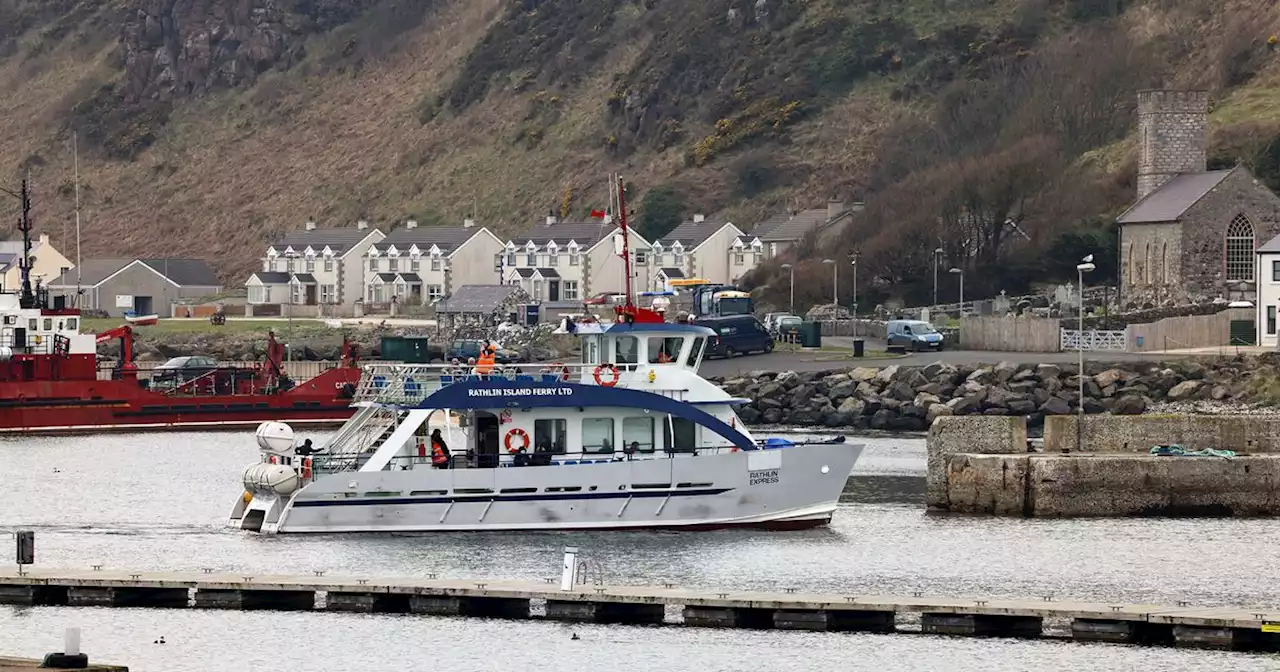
[{"xmin": 227, "ymin": 176, "xmax": 862, "ymax": 534}]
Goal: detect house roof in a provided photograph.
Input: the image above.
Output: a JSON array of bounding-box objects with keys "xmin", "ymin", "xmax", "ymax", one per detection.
[
  {"xmin": 268, "ymin": 227, "xmax": 380, "ymax": 255},
  {"xmin": 1116, "ymin": 170, "xmax": 1233, "ymax": 224},
  {"xmin": 535, "ymin": 268, "xmax": 560, "ymax": 279},
  {"xmin": 291, "ymin": 273, "xmax": 317, "ymax": 284},
  {"xmin": 396, "ymin": 273, "xmax": 422, "ymax": 283},
  {"xmin": 508, "ymin": 221, "xmax": 616, "ymax": 248},
  {"xmin": 248, "ymin": 271, "xmax": 291, "ymax": 284},
  {"xmin": 659, "ymin": 267, "xmax": 685, "ymax": 278},
  {"xmin": 513, "ymin": 268, "xmax": 535, "ymax": 278},
  {"xmin": 138, "ymin": 259, "xmax": 221, "ymax": 287},
  {"xmin": 371, "ymin": 226, "xmax": 484, "ymax": 255},
  {"xmin": 436, "ymin": 284, "xmax": 520, "ymax": 314},
  {"xmin": 753, "ymin": 208, "xmax": 833, "ymax": 243},
  {"xmin": 374, "ymin": 273, "xmax": 398, "ymax": 282},
  {"xmin": 654, "ymin": 220, "xmax": 733, "ymax": 249},
  {"xmin": 1257, "ymin": 233, "xmax": 1280, "ymax": 253},
  {"xmin": 49, "ymin": 258, "xmax": 132, "ymax": 287},
  {"xmin": 0, "ymin": 253, "xmax": 17, "ymax": 273}
]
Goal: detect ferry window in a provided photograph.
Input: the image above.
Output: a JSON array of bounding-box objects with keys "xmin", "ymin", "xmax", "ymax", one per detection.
[
  {"xmin": 613, "ymin": 336, "xmax": 638, "ymax": 365},
  {"xmin": 65, "ymin": 318, "xmax": 77, "ymax": 330},
  {"xmin": 623, "ymin": 417, "xmax": 655, "ymax": 453},
  {"xmin": 534, "ymin": 419, "xmax": 567, "ymax": 454},
  {"xmin": 581, "ymin": 337, "xmax": 600, "ymax": 365},
  {"xmin": 43, "ymin": 318, "xmax": 52, "ymax": 330},
  {"xmin": 647, "ymin": 337, "xmax": 683, "ymax": 364},
  {"xmin": 582, "ymin": 418, "xmax": 614, "ymax": 454},
  {"xmin": 686, "ymin": 337, "xmax": 705, "ymax": 366},
  {"xmin": 663, "ymin": 417, "xmax": 697, "ymax": 453},
  {"xmin": 28, "ymin": 319, "xmax": 36, "ymax": 331}
]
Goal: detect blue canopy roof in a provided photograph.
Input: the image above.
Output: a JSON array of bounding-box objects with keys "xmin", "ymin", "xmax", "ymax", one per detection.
[{"xmin": 603, "ymin": 322, "xmax": 715, "ymax": 337}]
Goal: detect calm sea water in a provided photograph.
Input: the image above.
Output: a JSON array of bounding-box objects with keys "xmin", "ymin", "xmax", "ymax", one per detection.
[{"xmin": 0, "ymin": 430, "xmax": 1277, "ymax": 671}]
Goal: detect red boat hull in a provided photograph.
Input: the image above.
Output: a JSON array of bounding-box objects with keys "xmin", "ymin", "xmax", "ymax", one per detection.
[{"xmin": 0, "ymin": 365, "xmax": 360, "ymax": 434}]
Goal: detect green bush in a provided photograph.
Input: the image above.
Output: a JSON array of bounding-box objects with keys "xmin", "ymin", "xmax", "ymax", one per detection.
[{"xmin": 637, "ymin": 185, "xmax": 684, "ymax": 240}]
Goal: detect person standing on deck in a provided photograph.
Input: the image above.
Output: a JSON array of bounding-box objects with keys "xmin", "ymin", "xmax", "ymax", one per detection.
[
  {"xmin": 475, "ymin": 344, "xmax": 496, "ymax": 376},
  {"xmin": 430, "ymin": 429, "xmax": 452, "ymax": 468}
]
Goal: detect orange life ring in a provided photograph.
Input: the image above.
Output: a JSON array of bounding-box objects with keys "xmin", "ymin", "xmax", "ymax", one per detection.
[
  {"xmin": 593, "ymin": 364, "xmax": 620, "ymax": 387},
  {"xmin": 301, "ymin": 457, "xmax": 313, "ymax": 479},
  {"xmin": 505, "ymin": 427, "xmax": 530, "ymax": 453}
]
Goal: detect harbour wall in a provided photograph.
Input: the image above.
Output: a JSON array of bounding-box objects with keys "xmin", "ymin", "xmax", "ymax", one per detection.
[{"xmin": 928, "ymin": 415, "xmax": 1280, "ymax": 517}]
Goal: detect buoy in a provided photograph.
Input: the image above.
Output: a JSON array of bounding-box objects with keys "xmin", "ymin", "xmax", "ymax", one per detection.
[{"xmin": 242, "ymin": 491, "xmax": 252, "ymax": 504}]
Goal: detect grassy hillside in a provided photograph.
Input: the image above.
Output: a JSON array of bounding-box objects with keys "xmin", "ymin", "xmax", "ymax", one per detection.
[{"xmin": 0, "ymin": 0, "xmax": 1277, "ymax": 309}]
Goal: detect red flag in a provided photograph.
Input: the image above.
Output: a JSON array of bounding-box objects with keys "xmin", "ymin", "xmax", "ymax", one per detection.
[{"xmin": 589, "ymin": 209, "xmax": 606, "ymax": 219}]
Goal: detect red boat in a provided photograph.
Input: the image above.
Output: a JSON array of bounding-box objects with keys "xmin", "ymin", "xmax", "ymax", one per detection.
[{"xmin": 0, "ymin": 181, "xmax": 360, "ymax": 434}]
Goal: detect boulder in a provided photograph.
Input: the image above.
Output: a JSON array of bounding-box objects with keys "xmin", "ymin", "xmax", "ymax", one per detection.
[
  {"xmin": 775, "ymin": 371, "xmax": 800, "ymax": 389},
  {"xmin": 984, "ymin": 387, "xmax": 1019, "ymax": 409},
  {"xmin": 925, "ymin": 403, "xmax": 953, "ymax": 424},
  {"xmin": 899, "ymin": 369, "xmax": 929, "ymax": 388},
  {"xmin": 1035, "ymin": 363, "xmax": 1062, "ymax": 381},
  {"xmin": 889, "ymin": 416, "xmax": 925, "ymax": 431},
  {"xmin": 900, "ymin": 403, "xmax": 927, "ymax": 418},
  {"xmin": 837, "ymin": 397, "xmax": 866, "ymax": 416},
  {"xmin": 982, "ymin": 407, "xmax": 1009, "ymax": 416},
  {"xmin": 992, "ymin": 360, "xmax": 1019, "ymax": 383},
  {"xmin": 913, "ymin": 392, "xmax": 942, "ymax": 408},
  {"xmin": 849, "ymin": 367, "xmax": 879, "ymax": 382},
  {"xmin": 1082, "ymin": 397, "xmax": 1106, "ymax": 414},
  {"xmin": 887, "ymin": 381, "xmax": 916, "ymax": 401},
  {"xmin": 916, "ymin": 382, "xmax": 945, "ymax": 396},
  {"xmin": 822, "ymin": 373, "xmax": 851, "ymax": 388},
  {"xmin": 1007, "ymin": 399, "xmax": 1037, "ymax": 415},
  {"xmin": 1094, "ymin": 368, "xmax": 1124, "ymax": 389},
  {"xmin": 1112, "ymin": 395, "xmax": 1146, "ymax": 415},
  {"xmin": 758, "ymin": 382, "xmax": 782, "ymax": 399},
  {"xmin": 966, "ymin": 367, "xmax": 993, "ymax": 384},
  {"xmin": 1039, "ymin": 397, "xmax": 1071, "ymax": 415},
  {"xmin": 947, "ymin": 394, "xmax": 983, "ymax": 415},
  {"xmin": 1167, "ymin": 380, "xmax": 1202, "ymax": 401},
  {"xmin": 869, "ymin": 409, "xmax": 896, "ymax": 429},
  {"xmin": 762, "ymin": 408, "xmax": 784, "ymax": 424},
  {"xmin": 921, "ymin": 361, "xmax": 953, "ymax": 380},
  {"xmin": 1011, "ymin": 368, "xmax": 1037, "ymax": 382},
  {"xmin": 874, "ymin": 365, "xmax": 900, "ymax": 385},
  {"xmin": 1210, "ymin": 385, "xmax": 1230, "ymax": 401},
  {"xmin": 738, "ymin": 407, "xmax": 761, "ymax": 424},
  {"xmin": 757, "ymin": 397, "xmax": 783, "ymax": 410},
  {"xmin": 828, "ymin": 380, "xmax": 857, "ymax": 401}
]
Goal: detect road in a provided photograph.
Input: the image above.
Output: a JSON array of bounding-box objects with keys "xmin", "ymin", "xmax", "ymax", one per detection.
[{"xmin": 696, "ymin": 338, "xmax": 1197, "ymax": 378}]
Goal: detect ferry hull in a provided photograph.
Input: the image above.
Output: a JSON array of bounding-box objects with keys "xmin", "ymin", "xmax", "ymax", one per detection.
[
  {"xmin": 0, "ymin": 367, "xmax": 359, "ymax": 434},
  {"xmin": 231, "ymin": 443, "xmax": 861, "ymax": 534}
]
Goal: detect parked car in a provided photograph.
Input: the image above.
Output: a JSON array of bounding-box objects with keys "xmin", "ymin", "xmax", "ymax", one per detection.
[
  {"xmin": 446, "ymin": 339, "xmax": 523, "ymax": 364},
  {"xmin": 761, "ymin": 312, "xmax": 793, "ymax": 332},
  {"xmin": 772, "ymin": 316, "xmax": 803, "ymax": 339},
  {"xmin": 583, "ymin": 293, "xmax": 626, "ymax": 306},
  {"xmin": 151, "ymin": 355, "xmax": 221, "ymax": 385},
  {"xmin": 700, "ymin": 315, "xmax": 774, "ymax": 358},
  {"xmin": 886, "ymin": 319, "xmax": 944, "ymax": 352}
]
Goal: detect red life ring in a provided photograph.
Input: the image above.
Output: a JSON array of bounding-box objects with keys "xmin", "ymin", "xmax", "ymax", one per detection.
[
  {"xmin": 301, "ymin": 457, "xmax": 313, "ymax": 480},
  {"xmin": 505, "ymin": 427, "xmax": 530, "ymax": 453},
  {"xmin": 593, "ymin": 364, "xmax": 620, "ymax": 387}
]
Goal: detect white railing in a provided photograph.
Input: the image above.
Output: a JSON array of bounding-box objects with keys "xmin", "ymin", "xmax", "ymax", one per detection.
[
  {"xmin": 353, "ymin": 362, "xmax": 680, "ymax": 406},
  {"xmin": 1060, "ymin": 328, "xmax": 1127, "ymax": 352}
]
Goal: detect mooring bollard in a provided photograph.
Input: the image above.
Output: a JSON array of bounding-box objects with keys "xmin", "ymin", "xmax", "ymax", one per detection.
[
  {"xmin": 560, "ymin": 546, "xmax": 579, "ymax": 591},
  {"xmin": 15, "ymin": 529, "xmax": 34, "ymax": 575},
  {"xmin": 41, "ymin": 627, "xmax": 89, "ymax": 669}
]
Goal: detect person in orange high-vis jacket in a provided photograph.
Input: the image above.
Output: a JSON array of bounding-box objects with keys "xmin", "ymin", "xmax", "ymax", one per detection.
[
  {"xmin": 430, "ymin": 429, "xmax": 451, "ymax": 468},
  {"xmin": 475, "ymin": 344, "xmax": 496, "ymax": 376}
]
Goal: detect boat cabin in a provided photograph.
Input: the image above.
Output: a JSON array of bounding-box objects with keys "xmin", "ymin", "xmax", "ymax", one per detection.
[{"xmin": 578, "ymin": 322, "xmax": 710, "ymax": 373}]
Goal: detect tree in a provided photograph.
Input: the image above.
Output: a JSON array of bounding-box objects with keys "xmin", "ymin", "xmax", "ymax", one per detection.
[{"xmin": 637, "ymin": 185, "xmax": 684, "ymax": 240}]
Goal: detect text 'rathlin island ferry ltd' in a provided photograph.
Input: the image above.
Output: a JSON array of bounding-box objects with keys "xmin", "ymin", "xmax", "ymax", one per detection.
[{"xmin": 230, "ymin": 175, "xmax": 863, "ymax": 534}]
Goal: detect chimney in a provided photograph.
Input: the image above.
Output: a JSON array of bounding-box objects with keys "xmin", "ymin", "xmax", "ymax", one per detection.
[
  {"xmin": 38, "ymin": 233, "xmax": 49, "ymax": 245},
  {"xmin": 692, "ymin": 214, "xmax": 705, "ymax": 223},
  {"xmin": 304, "ymin": 221, "xmax": 317, "ymax": 231},
  {"xmin": 546, "ymin": 214, "xmax": 557, "ymax": 226},
  {"xmin": 405, "ymin": 219, "xmax": 418, "ymax": 229},
  {"xmin": 1136, "ymin": 89, "xmax": 1209, "ymax": 200},
  {"xmin": 827, "ymin": 199, "xmax": 845, "ymax": 221},
  {"xmin": 463, "ymin": 217, "xmax": 476, "ymax": 228},
  {"xmin": 357, "ymin": 220, "xmax": 369, "ymax": 230}
]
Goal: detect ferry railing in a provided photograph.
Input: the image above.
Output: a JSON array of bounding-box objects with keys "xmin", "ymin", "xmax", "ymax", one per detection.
[{"xmin": 353, "ymin": 362, "xmax": 689, "ymax": 406}]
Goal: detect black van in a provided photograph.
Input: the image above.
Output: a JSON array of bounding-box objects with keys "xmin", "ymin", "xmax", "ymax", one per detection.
[{"xmin": 700, "ymin": 315, "xmax": 774, "ymax": 358}]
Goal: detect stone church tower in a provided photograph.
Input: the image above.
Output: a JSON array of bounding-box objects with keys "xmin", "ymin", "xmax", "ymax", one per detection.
[
  {"xmin": 1135, "ymin": 90, "xmax": 1209, "ymax": 200},
  {"xmin": 1118, "ymin": 90, "xmax": 1280, "ymax": 307}
]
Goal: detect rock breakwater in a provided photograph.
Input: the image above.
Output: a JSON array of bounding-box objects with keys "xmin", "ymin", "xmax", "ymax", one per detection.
[{"xmin": 715, "ymin": 357, "xmax": 1267, "ymax": 429}]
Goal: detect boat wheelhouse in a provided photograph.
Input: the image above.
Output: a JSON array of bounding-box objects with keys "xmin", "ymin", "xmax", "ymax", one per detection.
[{"xmin": 229, "ymin": 320, "xmax": 862, "ymax": 534}]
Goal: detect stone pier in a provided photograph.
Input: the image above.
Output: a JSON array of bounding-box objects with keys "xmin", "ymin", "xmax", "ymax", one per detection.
[
  {"xmin": 772, "ymin": 609, "xmax": 894, "ymax": 632},
  {"xmin": 193, "ymin": 589, "xmax": 314, "ymax": 610},
  {"xmin": 324, "ymin": 592, "xmax": 410, "ymax": 613},
  {"xmin": 66, "ymin": 586, "xmax": 188, "ymax": 608},
  {"xmin": 408, "ymin": 595, "xmax": 529, "ymax": 618},
  {"xmin": 922, "ymin": 613, "xmax": 1042, "ymax": 638},
  {"xmin": 683, "ymin": 606, "xmax": 775, "ymax": 629},
  {"xmin": 545, "ymin": 600, "xmax": 664, "ymax": 624}
]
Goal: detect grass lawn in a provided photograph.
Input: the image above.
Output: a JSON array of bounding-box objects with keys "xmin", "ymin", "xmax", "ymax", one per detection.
[{"xmin": 79, "ymin": 317, "xmax": 332, "ymax": 335}]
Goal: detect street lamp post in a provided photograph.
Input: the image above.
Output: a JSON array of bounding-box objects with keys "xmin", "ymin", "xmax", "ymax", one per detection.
[
  {"xmin": 933, "ymin": 248, "xmax": 943, "ymax": 309},
  {"xmin": 822, "ymin": 259, "xmax": 837, "ymax": 307},
  {"xmin": 1076, "ymin": 257, "xmax": 1096, "ymax": 453},
  {"xmin": 850, "ymin": 255, "xmax": 858, "ymax": 339},
  {"xmin": 949, "ymin": 267, "xmax": 963, "ymax": 316},
  {"xmin": 780, "ymin": 263, "xmax": 794, "ymax": 314}
]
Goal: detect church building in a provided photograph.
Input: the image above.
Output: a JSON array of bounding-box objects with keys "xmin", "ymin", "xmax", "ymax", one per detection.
[{"xmin": 1117, "ymin": 90, "xmax": 1280, "ymax": 307}]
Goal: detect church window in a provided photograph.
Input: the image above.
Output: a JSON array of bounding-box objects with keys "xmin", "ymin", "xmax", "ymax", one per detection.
[
  {"xmin": 1144, "ymin": 243, "xmax": 1152, "ymax": 285},
  {"xmin": 1161, "ymin": 243, "xmax": 1168, "ymax": 285},
  {"xmin": 1225, "ymin": 214, "xmax": 1256, "ymax": 282}
]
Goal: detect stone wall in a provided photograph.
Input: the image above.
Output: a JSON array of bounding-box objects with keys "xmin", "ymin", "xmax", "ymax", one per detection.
[
  {"xmin": 1119, "ymin": 221, "xmax": 1181, "ymax": 307},
  {"xmin": 1043, "ymin": 414, "xmax": 1280, "ymax": 454}
]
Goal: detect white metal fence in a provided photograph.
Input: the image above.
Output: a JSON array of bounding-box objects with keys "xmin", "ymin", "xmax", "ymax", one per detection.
[{"xmin": 1060, "ymin": 328, "xmax": 1127, "ymax": 352}]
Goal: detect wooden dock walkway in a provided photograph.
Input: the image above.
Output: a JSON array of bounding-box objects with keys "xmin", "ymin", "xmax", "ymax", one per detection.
[{"xmin": 1, "ymin": 567, "xmax": 1278, "ymax": 652}]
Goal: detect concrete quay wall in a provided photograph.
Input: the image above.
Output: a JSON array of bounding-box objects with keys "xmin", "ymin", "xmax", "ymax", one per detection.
[
  {"xmin": 929, "ymin": 414, "xmax": 1280, "ymax": 517},
  {"xmin": 1044, "ymin": 415, "xmax": 1280, "ymax": 455}
]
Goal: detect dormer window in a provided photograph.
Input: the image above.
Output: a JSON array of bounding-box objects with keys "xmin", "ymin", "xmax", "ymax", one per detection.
[
  {"xmin": 431, "ymin": 252, "xmax": 442, "ymax": 271},
  {"xmin": 324, "ymin": 257, "xmax": 334, "ymax": 272},
  {"xmin": 305, "ymin": 257, "xmax": 315, "ymax": 272},
  {"xmin": 672, "ymin": 243, "xmax": 684, "ymax": 265},
  {"xmin": 526, "ymin": 252, "xmax": 537, "ymax": 266},
  {"xmin": 388, "ymin": 257, "xmax": 398, "ymax": 272}
]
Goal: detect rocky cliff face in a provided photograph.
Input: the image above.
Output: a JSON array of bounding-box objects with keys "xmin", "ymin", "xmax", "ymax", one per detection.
[{"xmin": 120, "ymin": 0, "xmax": 292, "ymax": 102}]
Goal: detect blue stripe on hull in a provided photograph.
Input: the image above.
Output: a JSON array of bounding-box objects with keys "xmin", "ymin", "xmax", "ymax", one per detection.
[{"xmin": 291, "ymin": 487, "xmax": 732, "ymax": 508}]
